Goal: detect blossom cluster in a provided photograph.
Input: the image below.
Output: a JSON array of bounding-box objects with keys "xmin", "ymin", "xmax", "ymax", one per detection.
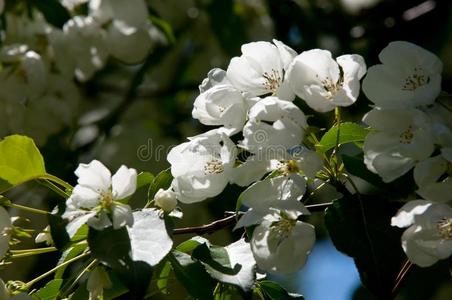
[
  {"xmin": 361, "ymin": 41, "xmax": 452, "ymax": 267},
  {"xmin": 166, "ymin": 39, "xmax": 367, "ymax": 274},
  {"xmin": 0, "ymin": 0, "xmax": 158, "ymax": 144}
]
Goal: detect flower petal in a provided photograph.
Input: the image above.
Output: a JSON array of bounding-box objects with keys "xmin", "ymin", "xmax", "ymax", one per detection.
[{"xmin": 112, "ymin": 165, "xmax": 137, "ymax": 200}]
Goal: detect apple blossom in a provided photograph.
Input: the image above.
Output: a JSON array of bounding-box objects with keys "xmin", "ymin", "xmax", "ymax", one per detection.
[
  {"xmin": 241, "ymin": 97, "xmax": 307, "ymax": 159},
  {"xmin": 363, "ymin": 107, "xmax": 434, "ymax": 182},
  {"xmin": 251, "ymin": 212, "xmax": 315, "ymax": 274},
  {"xmin": 168, "ymin": 129, "xmax": 237, "ymax": 203},
  {"xmin": 235, "ymin": 176, "xmax": 309, "ymax": 229},
  {"xmin": 89, "ymin": 0, "xmax": 152, "ymax": 64},
  {"xmin": 362, "ymin": 41, "xmax": 442, "ymax": 108},
  {"xmin": 226, "ymin": 40, "xmax": 296, "ymax": 100},
  {"xmin": 413, "ymin": 148, "xmax": 452, "ymax": 203},
  {"xmin": 192, "ymin": 84, "xmax": 247, "ymax": 134},
  {"xmin": 0, "ymin": 46, "xmax": 47, "ymax": 102},
  {"xmin": 62, "ymin": 16, "xmax": 108, "ymax": 81},
  {"xmin": 0, "ymin": 207, "xmax": 11, "ymax": 260},
  {"xmin": 62, "ymin": 160, "xmax": 137, "ymax": 237},
  {"xmin": 391, "ymin": 200, "xmax": 452, "ymax": 267},
  {"xmin": 287, "ymin": 49, "xmax": 366, "ymax": 112},
  {"xmin": 154, "ymin": 188, "xmax": 178, "ymax": 212}
]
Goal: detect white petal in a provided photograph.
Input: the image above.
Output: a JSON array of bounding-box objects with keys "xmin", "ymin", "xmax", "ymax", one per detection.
[
  {"xmin": 106, "ymin": 21, "xmax": 151, "ymax": 64},
  {"xmin": 417, "ymin": 177, "xmax": 452, "ymax": 203},
  {"xmin": 112, "ymin": 204, "xmax": 133, "ymax": 229},
  {"xmin": 391, "ymin": 200, "xmax": 432, "ymax": 228},
  {"xmin": 413, "ymin": 156, "xmax": 447, "ymax": 187},
  {"xmin": 272, "ymin": 39, "xmax": 297, "ymax": 70},
  {"xmin": 70, "ymin": 185, "xmax": 102, "ymax": 208},
  {"xmin": 75, "ymin": 160, "xmax": 111, "ymax": 193},
  {"xmin": 401, "ymin": 226, "xmax": 439, "ymax": 267},
  {"xmin": 112, "ymin": 165, "xmax": 137, "ymax": 200}
]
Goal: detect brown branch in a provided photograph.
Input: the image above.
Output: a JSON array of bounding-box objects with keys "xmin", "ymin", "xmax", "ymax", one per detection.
[
  {"xmin": 173, "ymin": 214, "xmax": 237, "ymax": 235},
  {"xmin": 172, "ymin": 202, "xmax": 333, "ymax": 235}
]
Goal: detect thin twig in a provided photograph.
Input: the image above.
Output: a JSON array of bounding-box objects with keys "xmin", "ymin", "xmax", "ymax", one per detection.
[{"xmin": 173, "ymin": 202, "xmax": 333, "ymax": 235}]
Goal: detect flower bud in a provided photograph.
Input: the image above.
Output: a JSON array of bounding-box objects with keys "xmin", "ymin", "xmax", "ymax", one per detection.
[{"xmin": 154, "ymin": 188, "xmax": 178, "ymax": 212}]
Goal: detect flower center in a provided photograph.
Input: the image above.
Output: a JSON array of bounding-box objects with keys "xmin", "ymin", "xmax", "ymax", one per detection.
[
  {"xmin": 100, "ymin": 190, "xmax": 114, "ymax": 207},
  {"xmin": 437, "ymin": 218, "xmax": 452, "ymax": 239},
  {"xmin": 270, "ymin": 218, "xmax": 296, "ymax": 247},
  {"xmin": 204, "ymin": 159, "xmax": 224, "ymax": 174},
  {"xmin": 262, "ymin": 69, "xmax": 282, "ymax": 93},
  {"xmin": 402, "ymin": 67, "xmax": 429, "ymax": 91},
  {"xmin": 218, "ymin": 105, "xmax": 225, "ymax": 113},
  {"xmin": 278, "ymin": 160, "xmax": 299, "ymax": 176},
  {"xmin": 317, "ymin": 74, "xmax": 344, "ymax": 100},
  {"xmin": 399, "ymin": 125, "xmax": 414, "ymax": 144}
]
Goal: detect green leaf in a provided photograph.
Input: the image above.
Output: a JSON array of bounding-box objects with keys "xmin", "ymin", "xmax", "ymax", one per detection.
[
  {"xmin": 0, "ymin": 135, "xmax": 46, "ymax": 193},
  {"xmin": 316, "ymin": 122, "xmax": 369, "ymax": 153},
  {"xmin": 168, "ymin": 251, "xmax": 215, "ymax": 300},
  {"xmin": 156, "ymin": 260, "xmax": 172, "ymax": 295},
  {"xmin": 192, "ymin": 243, "xmax": 239, "ymax": 276},
  {"xmin": 127, "ymin": 209, "xmax": 173, "ymax": 267},
  {"xmin": 342, "ymin": 154, "xmax": 384, "ymax": 188},
  {"xmin": 149, "ymin": 16, "xmax": 176, "ymax": 44},
  {"xmin": 88, "ymin": 227, "xmax": 131, "ymax": 270},
  {"xmin": 148, "ymin": 168, "xmax": 173, "ymax": 201},
  {"xmin": 88, "ymin": 227, "xmax": 152, "ymax": 299},
  {"xmin": 34, "ymin": 279, "xmax": 63, "ymax": 300},
  {"xmin": 55, "ymin": 243, "xmax": 88, "ymax": 279},
  {"xmin": 325, "ymin": 195, "xmax": 405, "ymax": 298},
  {"xmin": 136, "ymin": 172, "xmax": 154, "ymax": 190},
  {"xmin": 176, "ymin": 236, "xmax": 209, "ymax": 253},
  {"xmin": 29, "ymin": 0, "xmax": 71, "ymax": 29},
  {"xmin": 258, "ymin": 281, "xmax": 304, "ymax": 299}
]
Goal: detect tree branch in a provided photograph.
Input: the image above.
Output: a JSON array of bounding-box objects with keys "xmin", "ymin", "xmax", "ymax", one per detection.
[{"xmin": 172, "ymin": 202, "xmax": 333, "ymax": 235}]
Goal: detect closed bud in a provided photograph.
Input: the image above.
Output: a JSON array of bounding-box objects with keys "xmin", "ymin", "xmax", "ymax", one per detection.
[{"xmin": 154, "ymin": 188, "xmax": 178, "ymax": 212}]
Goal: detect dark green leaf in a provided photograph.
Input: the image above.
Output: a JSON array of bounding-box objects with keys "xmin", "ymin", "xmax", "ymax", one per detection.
[
  {"xmin": 258, "ymin": 281, "xmax": 304, "ymax": 299},
  {"xmin": 156, "ymin": 260, "xmax": 171, "ymax": 295},
  {"xmin": 148, "ymin": 168, "xmax": 172, "ymax": 201},
  {"xmin": 192, "ymin": 243, "xmax": 240, "ymax": 276},
  {"xmin": 325, "ymin": 195, "xmax": 405, "ymax": 298},
  {"xmin": 88, "ymin": 227, "xmax": 131, "ymax": 270},
  {"xmin": 48, "ymin": 214, "xmax": 70, "ymax": 250},
  {"xmin": 316, "ymin": 122, "xmax": 369, "ymax": 153},
  {"xmin": 342, "ymin": 154, "xmax": 384, "ymax": 188},
  {"xmin": 34, "ymin": 279, "xmax": 63, "ymax": 300},
  {"xmin": 168, "ymin": 251, "xmax": 215, "ymax": 300},
  {"xmin": 55, "ymin": 243, "xmax": 87, "ymax": 279}
]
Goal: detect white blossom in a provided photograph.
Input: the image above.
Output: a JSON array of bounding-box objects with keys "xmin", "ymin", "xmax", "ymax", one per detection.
[
  {"xmin": 362, "ymin": 41, "xmax": 442, "ymax": 108},
  {"xmin": 226, "ymin": 40, "xmax": 296, "ymax": 100},
  {"xmin": 192, "ymin": 84, "xmax": 247, "ymax": 134},
  {"xmin": 241, "ymin": 97, "xmax": 307, "ymax": 159},
  {"xmin": 89, "ymin": 0, "xmax": 152, "ymax": 64},
  {"xmin": 287, "ymin": 49, "xmax": 366, "ymax": 112},
  {"xmin": 154, "ymin": 188, "xmax": 178, "ymax": 212},
  {"xmin": 0, "ymin": 207, "xmax": 11, "ymax": 260},
  {"xmin": 35, "ymin": 226, "xmax": 53, "ymax": 245},
  {"xmin": 235, "ymin": 176, "xmax": 309, "ymax": 229},
  {"xmin": 391, "ymin": 200, "xmax": 452, "ymax": 267},
  {"xmin": 363, "ymin": 107, "xmax": 434, "ymax": 182},
  {"xmin": 63, "ymin": 16, "xmax": 108, "ymax": 81},
  {"xmin": 63, "ymin": 160, "xmax": 137, "ymax": 236},
  {"xmin": 168, "ymin": 129, "xmax": 237, "ymax": 203},
  {"xmin": 413, "ymin": 148, "xmax": 452, "ymax": 203},
  {"xmin": 251, "ymin": 213, "xmax": 315, "ymax": 274},
  {"xmin": 0, "ymin": 46, "xmax": 47, "ymax": 102}
]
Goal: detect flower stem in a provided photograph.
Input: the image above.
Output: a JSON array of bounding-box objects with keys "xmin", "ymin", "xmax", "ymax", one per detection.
[
  {"xmin": 37, "ymin": 179, "xmax": 70, "ymax": 199},
  {"xmin": 2, "ymin": 201, "xmax": 48, "ymax": 215},
  {"xmin": 42, "ymin": 174, "xmax": 73, "ymax": 192},
  {"xmin": 10, "ymin": 247, "xmax": 57, "ymax": 258},
  {"xmin": 25, "ymin": 252, "xmax": 90, "ymax": 289}
]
